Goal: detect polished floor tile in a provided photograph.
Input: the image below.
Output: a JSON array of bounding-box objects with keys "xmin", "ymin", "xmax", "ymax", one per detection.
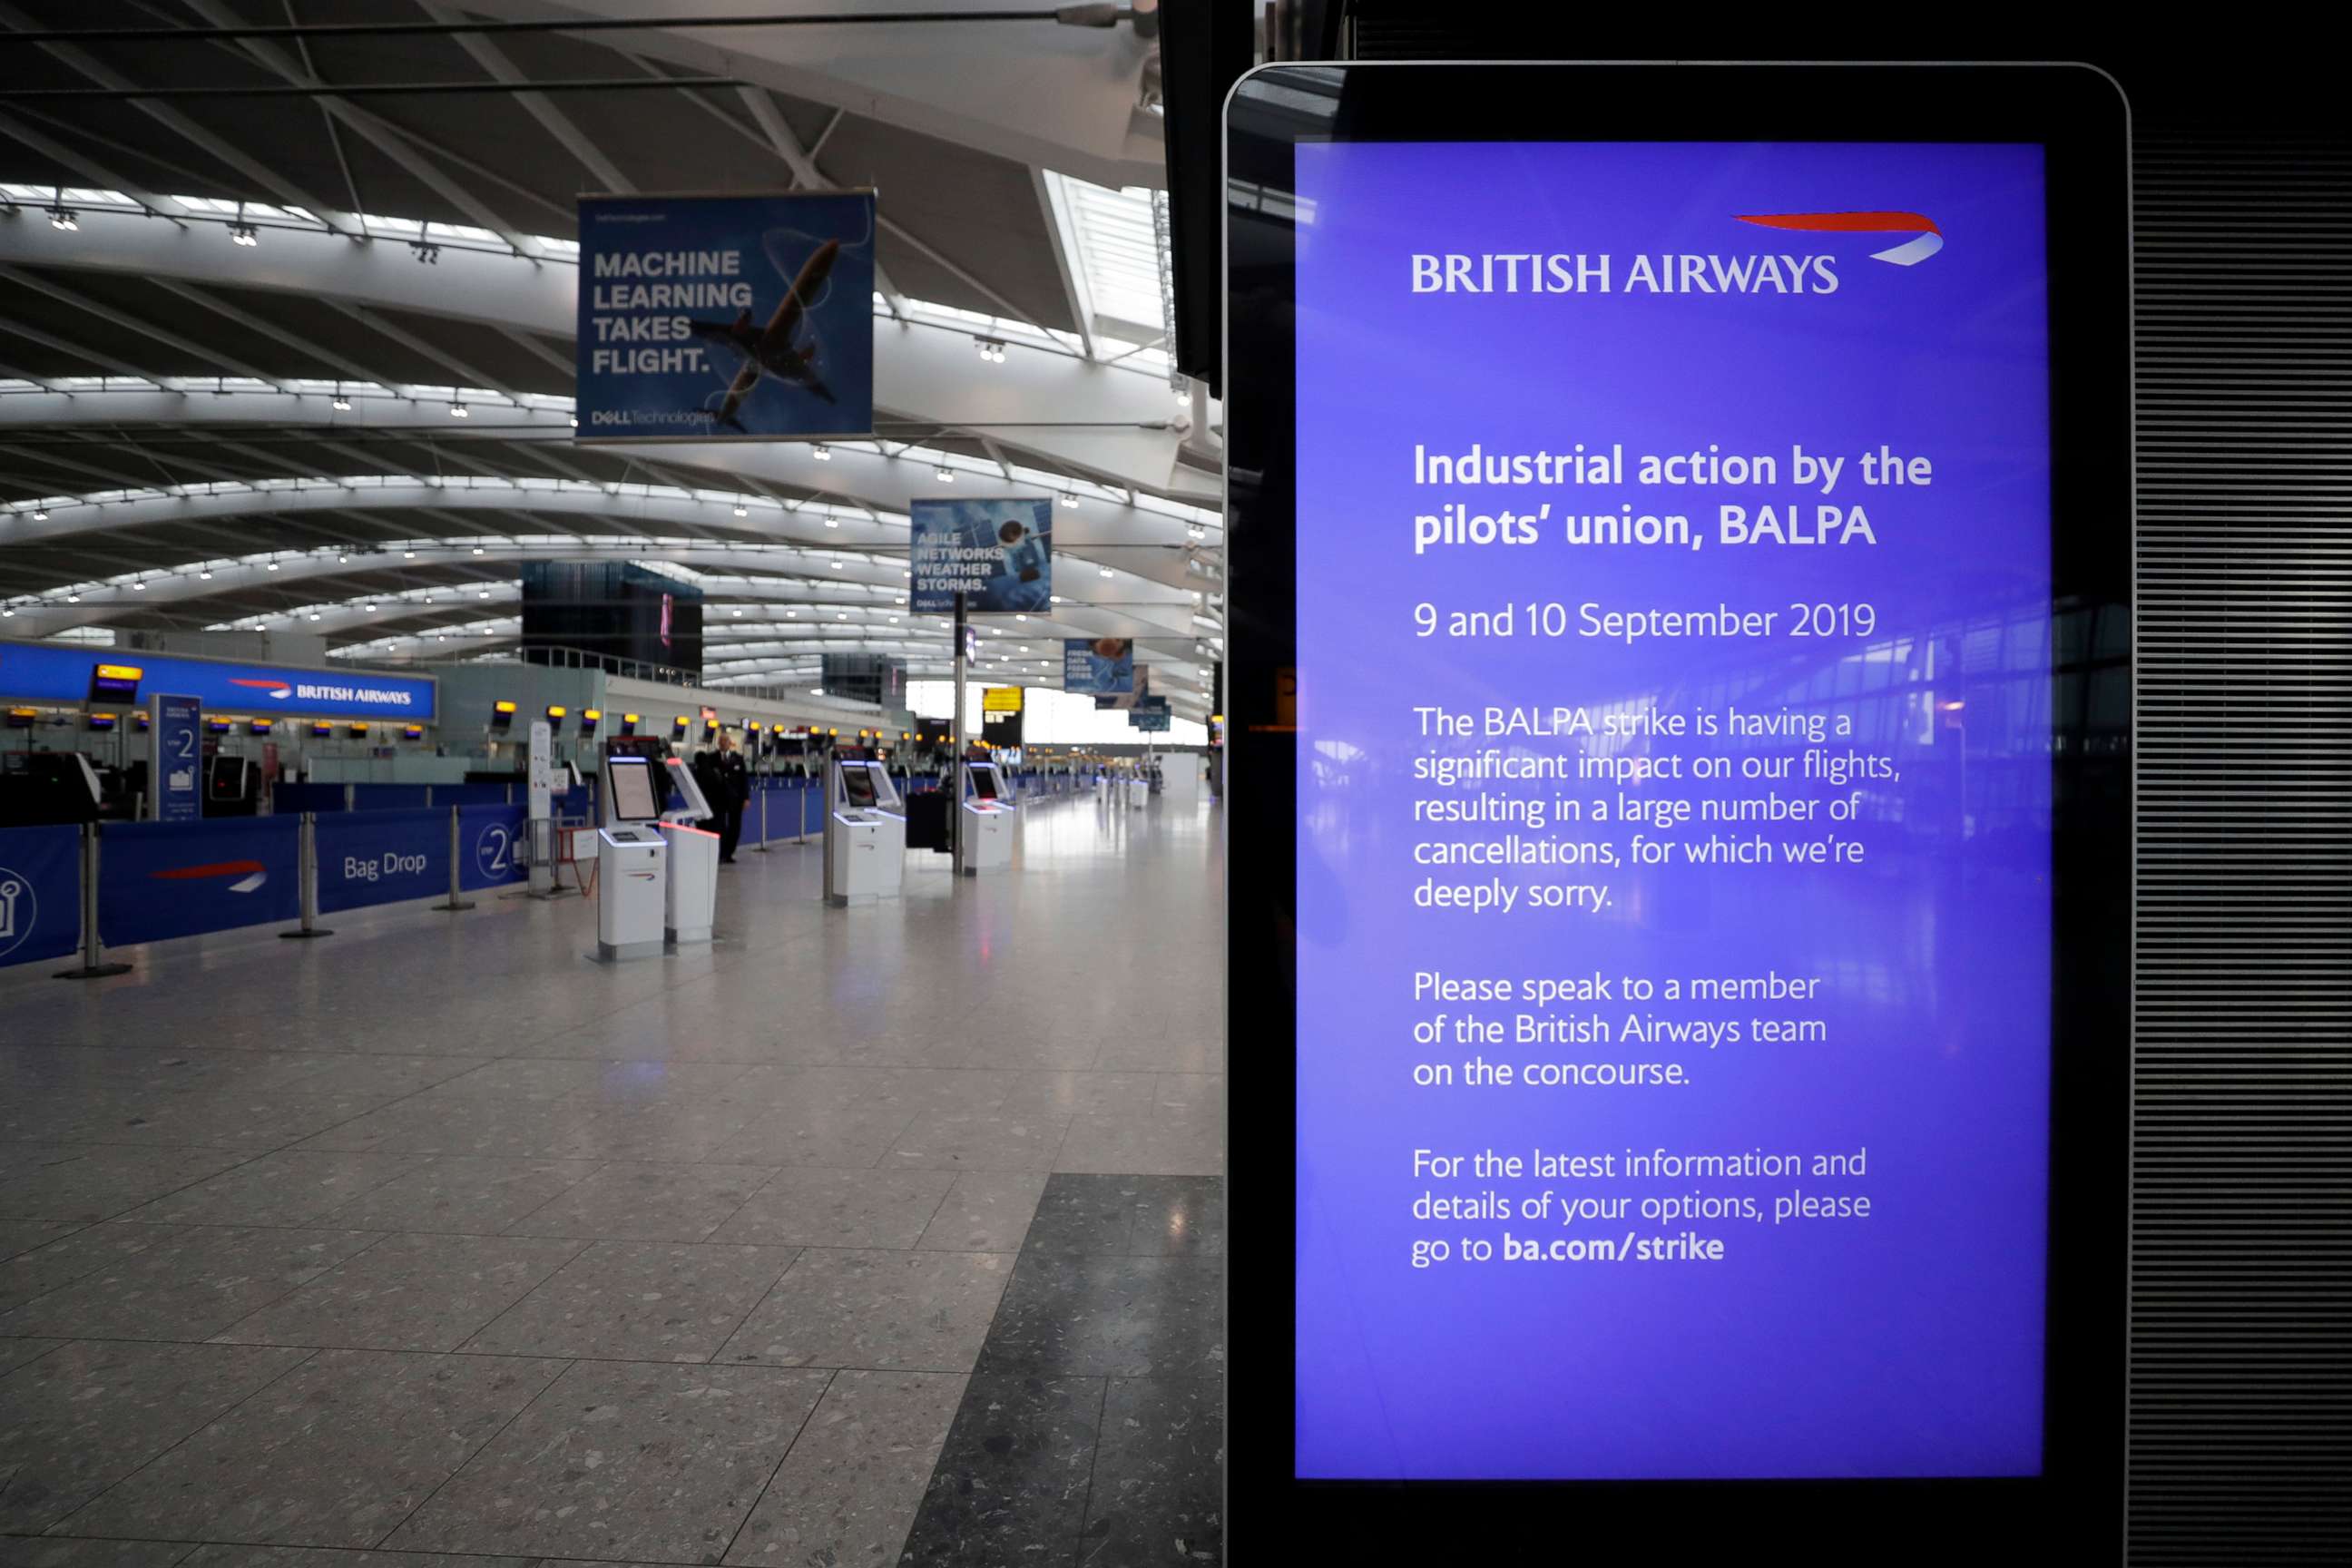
[
  {"xmin": 382, "ymin": 1359, "xmax": 831, "ymax": 1563},
  {"xmin": 723, "ymin": 1368, "xmax": 967, "ymax": 1565},
  {"xmin": 57, "ymin": 1349, "xmax": 562, "ymax": 1548},
  {"xmin": 720, "ymin": 1249, "xmax": 1013, "ymax": 1372},
  {"xmin": 0, "ymin": 1338, "xmax": 313, "ymax": 1533},
  {"xmin": 461, "ymin": 1239, "xmax": 798, "ymax": 1362},
  {"xmin": 1079, "ymin": 1377, "xmax": 1224, "ymax": 1565},
  {"xmin": 710, "ymin": 1167, "xmax": 956, "ymax": 1250},
  {"xmin": 0, "ymin": 787, "xmax": 1226, "ymax": 1565},
  {"xmin": 897, "ymin": 1375, "xmax": 1105, "ymax": 1567},
  {"xmin": 1, "ymin": 1224, "xmax": 380, "ymax": 1342},
  {"xmin": 211, "ymin": 1232, "xmax": 586, "ymax": 1352},
  {"xmin": 500, "ymin": 1161, "xmax": 771, "ymax": 1242}
]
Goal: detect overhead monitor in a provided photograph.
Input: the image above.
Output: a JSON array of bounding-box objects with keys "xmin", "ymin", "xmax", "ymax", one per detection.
[
  {"xmin": 1223, "ymin": 63, "xmax": 2133, "ymax": 1561},
  {"xmin": 605, "ymin": 755, "xmax": 660, "ymax": 822}
]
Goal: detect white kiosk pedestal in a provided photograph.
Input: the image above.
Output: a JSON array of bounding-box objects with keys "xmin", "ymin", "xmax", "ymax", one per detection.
[
  {"xmin": 594, "ymin": 754, "xmax": 670, "ymax": 962},
  {"xmin": 957, "ymin": 760, "xmax": 1016, "ymax": 877},
  {"xmin": 1127, "ymin": 776, "xmax": 1151, "ymax": 809},
  {"xmin": 656, "ymin": 755, "xmax": 720, "ymax": 948},
  {"xmin": 823, "ymin": 752, "xmax": 906, "ymax": 906},
  {"xmin": 661, "ymin": 822, "xmax": 719, "ymax": 945}
]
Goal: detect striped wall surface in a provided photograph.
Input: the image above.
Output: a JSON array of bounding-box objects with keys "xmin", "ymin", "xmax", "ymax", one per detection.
[{"xmin": 2128, "ymin": 135, "xmax": 2352, "ymax": 1565}]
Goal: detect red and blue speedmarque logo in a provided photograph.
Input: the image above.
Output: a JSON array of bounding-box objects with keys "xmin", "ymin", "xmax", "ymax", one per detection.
[{"xmin": 1737, "ymin": 210, "xmax": 1944, "ymax": 266}]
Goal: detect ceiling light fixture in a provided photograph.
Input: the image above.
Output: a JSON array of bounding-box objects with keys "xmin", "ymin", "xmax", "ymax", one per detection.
[
  {"xmin": 810, "ymin": 444, "xmax": 830, "ymax": 461},
  {"xmin": 330, "ymin": 392, "xmax": 351, "ymax": 411},
  {"xmin": 46, "ymin": 205, "xmax": 75, "ymax": 231},
  {"xmin": 448, "ymin": 402, "xmax": 468, "ymax": 418},
  {"xmin": 31, "ymin": 507, "xmax": 48, "ymax": 521},
  {"xmin": 230, "ymin": 222, "xmax": 259, "ymax": 248},
  {"xmin": 1059, "ymin": 492, "xmax": 1079, "ymax": 509},
  {"xmin": 935, "ymin": 466, "xmax": 954, "ymax": 483},
  {"xmin": 733, "ymin": 504, "xmax": 748, "ymax": 517}
]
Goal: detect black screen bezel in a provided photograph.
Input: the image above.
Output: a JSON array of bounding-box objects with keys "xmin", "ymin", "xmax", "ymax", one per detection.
[{"xmin": 1222, "ymin": 63, "xmax": 2133, "ymax": 1563}]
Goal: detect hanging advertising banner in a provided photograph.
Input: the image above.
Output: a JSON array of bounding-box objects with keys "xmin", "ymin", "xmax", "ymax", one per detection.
[
  {"xmin": 576, "ymin": 191, "xmax": 877, "ymax": 442},
  {"xmin": 1094, "ymin": 662, "xmax": 1152, "ymax": 710},
  {"xmin": 0, "ymin": 638, "xmax": 435, "ymax": 722},
  {"xmin": 909, "ymin": 498, "xmax": 1052, "ymax": 612},
  {"xmin": 148, "ymin": 693, "xmax": 202, "ymax": 823},
  {"xmin": 1063, "ymin": 638, "xmax": 1135, "ymax": 694}
]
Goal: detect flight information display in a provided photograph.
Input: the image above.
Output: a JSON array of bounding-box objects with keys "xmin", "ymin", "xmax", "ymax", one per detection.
[{"xmin": 1292, "ymin": 142, "xmax": 2055, "ymax": 1481}]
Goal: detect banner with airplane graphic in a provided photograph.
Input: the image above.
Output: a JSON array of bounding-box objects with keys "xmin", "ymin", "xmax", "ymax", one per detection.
[{"xmin": 576, "ymin": 191, "xmax": 877, "ymax": 442}]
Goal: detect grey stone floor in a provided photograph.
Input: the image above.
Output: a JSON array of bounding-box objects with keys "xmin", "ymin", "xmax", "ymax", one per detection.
[{"xmin": 0, "ymin": 779, "xmax": 1224, "ymax": 1566}]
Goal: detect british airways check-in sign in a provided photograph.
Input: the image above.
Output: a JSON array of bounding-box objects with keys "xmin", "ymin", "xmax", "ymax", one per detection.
[{"xmin": 0, "ymin": 640, "xmax": 436, "ymax": 722}]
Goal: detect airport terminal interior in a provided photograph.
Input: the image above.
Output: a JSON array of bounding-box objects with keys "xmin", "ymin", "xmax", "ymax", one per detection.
[
  {"xmin": 1, "ymin": 7, "xmax": 2348, "ymax": 1568},
  {"xmin": 0, "ymin": 4, "xmax": 1227, "ymax": 1564}
]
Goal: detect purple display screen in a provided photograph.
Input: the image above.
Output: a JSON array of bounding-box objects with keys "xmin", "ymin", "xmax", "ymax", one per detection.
[{"xmin": 1293, "ymin": 142, "xmax": 2054, "ymax": 1480}]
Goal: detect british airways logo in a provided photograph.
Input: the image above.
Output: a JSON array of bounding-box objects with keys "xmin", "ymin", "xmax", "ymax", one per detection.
[{"xmin": 1409, "ymin": 209, "xmax": 1945, "ymax": 295}]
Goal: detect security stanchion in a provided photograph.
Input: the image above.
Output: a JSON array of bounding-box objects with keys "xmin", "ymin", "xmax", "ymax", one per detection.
[
  {"xmin": 433, "ymin": 807, "xmax": 475, "ymax": 912},
  {"xmin": 279, "ymin": 812, "xmax": 334, "ymax": 939},
  {"xmin": 53, "ymin": 822, "xmax": 132, "ymax": 980},
  {"xmin": 753, "ymin": 787, "xmax": 771, "ymax": 853}
]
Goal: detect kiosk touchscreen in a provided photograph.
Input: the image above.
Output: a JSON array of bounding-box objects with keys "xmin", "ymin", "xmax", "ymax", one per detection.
[
  {"xmin": 825, "ymin": 750, "xmax": 906, "ymax": 905},
  {"xmin": 956, "ymin": 760, "xmax": 1014, "ymax": 877},
  {"xmin": 657, "ymin": 754, "xmax": 719, "ymax": 947},
  {"xmin": 594, "ymin": 753, "xmax": 667, "ymax": 961}
]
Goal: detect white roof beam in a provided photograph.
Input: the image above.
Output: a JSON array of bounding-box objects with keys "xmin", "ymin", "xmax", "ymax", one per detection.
[
  {"xmin": 180, "ymin": 0, "xmax": 545, "ymax": 261},
  {"xmin": 145, "ymin": 279, "xmax": 411, "ymax": 392},
  {"xmin": 0, "ymin": 109, "xmax": 188, "ymax": 227},
  {"xmin": 0, "ymin": 0, "xmax": 364, "ymax": 239},
  {"xmin": 727, "ymin": 85, "xmax": 906, "ymax": 319},
  {"xmin": 0, "ymin": 264, "xmax": 296, "ymax": 390},
  {"xmin": 0, "ymin": 207, "xmax": 1210, "ymax": 500}
]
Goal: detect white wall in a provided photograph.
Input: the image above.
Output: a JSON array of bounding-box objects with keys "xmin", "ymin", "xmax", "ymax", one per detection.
[{"xmin": 906, "ymin": 681, "xmax": 1205, "ymax": 747}]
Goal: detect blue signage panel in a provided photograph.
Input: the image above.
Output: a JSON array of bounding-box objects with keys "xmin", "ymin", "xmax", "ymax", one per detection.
[
  {"xmin": 0, "ymin": 823, "xmax": 80, "ymax": 968},
  {"xmin": 1063, "ymin": 638, "xmax": 1134, "ymax": 694},
  {"xmin": 152, "ymin": 694, "xmax": 202, "ymax": 822},
  {"xmin": 0, "ymin": 639, "xmax": 435, "ymax": 722},
  {"xmin": 99, "ymin": 817, "xmax": 300, "ymax": 946},
  {"xmin": 1129, "ymin": 709, "xmax": 1171, "ymax": 732},
  {"xmin": 577, "ymin": 191, "xmax": 876, "ymax": 441},
  {"xmin": 316, "ymin": 808, "xmax": 446, "ymax": 914},
  {"xmin": 910, "ymin": 499, "xmax": 1052, "ymax": 613},
  {"xmin": 457, "ymin": 804, "xmax": 530, "ymax": 892}
]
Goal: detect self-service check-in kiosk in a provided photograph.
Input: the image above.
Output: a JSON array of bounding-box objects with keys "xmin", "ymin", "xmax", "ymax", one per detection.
[
  {"xmin": 596, "ymin": 753, "xmax": 666, "ymax": 961},
  {"xmin": 658, "ymin": 754, "xmax": 720, "ymax": 947},
  {"xmin": 825, "ymin": 748, "xmax": 906, "ymax": 905},
  {"xmin": 956, "ymin": 759, "xmax": 1015, "ymax": 877},
  {"xmin": 1127, "ymin": 765, "xmax": 1151, "ymax": 810}
]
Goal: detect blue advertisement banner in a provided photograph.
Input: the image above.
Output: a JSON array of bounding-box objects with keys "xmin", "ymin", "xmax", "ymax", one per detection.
[
  {"xmin": 0, "ymin": 638, "xmax": 436, "ymax": 722},
  {"xmin": 0, "ymin": 823, "xmax": 80, "ymax": 968},
  {"xmin": 457, "ymin": 805, "xmax": 530, "ymax": 892},
  {"xmin": 910, "ymin": 499, "xmax": 1052, "ymax": 613},
  {"xmin": 1063, "ymin": 638, "xmax": 1134, "ymax": 694},
  {"xmin": 315, "ymin": 808, "xmax": 446, "ymax": 914},
  {"xmin": 577, "ymin": 191, "xmax": 876, "ymax": 441},
  {"xmin": 152, "ymin": 693, "xmax": 202, "ymax": 823},
  {"xmin": 99, "ymin": 816, "xmax": 300, "ymax": 946}
]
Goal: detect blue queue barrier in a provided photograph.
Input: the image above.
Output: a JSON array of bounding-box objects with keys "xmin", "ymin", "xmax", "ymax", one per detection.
[
  {"xmin": 314, "ymin": 807, "xmax": 448, "ymax": 915},
  {"xmin": 0, "ymin": 822, "xmax": 83, "ymax": 969},
  {"xmin": 97, "ymin": 815, "xmax": 301, "ymax": 947},
  {"xmin": 274, "ymin": 781, "xmax": 348, "ymax": 814},
  {"xmin": 456, "ymin": 804, "xmax": 531, "ymax": 892}
]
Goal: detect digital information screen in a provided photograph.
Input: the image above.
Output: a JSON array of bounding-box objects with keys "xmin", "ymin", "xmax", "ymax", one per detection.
[
  {"xmin": 606, "ymin": 757, "xmax": 660, "ymax": 822},
  {"xmin": 970, "ymin": 767, "xmax": 1000, "ymax": 800},
  {"xmin": 1292, "ymin": 142, "xmax": 2055, "ymax": 1482},
  {"xmin": 842, "ymin": 765, "xmax": 877, "ymax": 808}
]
